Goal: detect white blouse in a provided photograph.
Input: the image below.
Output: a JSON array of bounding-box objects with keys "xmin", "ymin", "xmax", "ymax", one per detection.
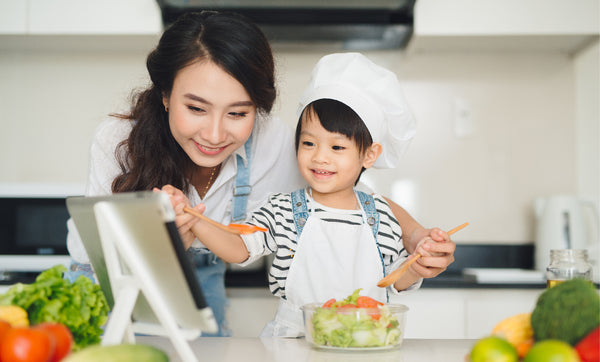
[{"xmin": 67, "ymin": 114, "xmax": 305, "ymax": 263}]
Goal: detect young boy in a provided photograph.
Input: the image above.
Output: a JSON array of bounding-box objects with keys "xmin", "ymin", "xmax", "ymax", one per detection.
[{"xmin": 166, "ymin": 53, "xmax": 452, "ymax": 337}]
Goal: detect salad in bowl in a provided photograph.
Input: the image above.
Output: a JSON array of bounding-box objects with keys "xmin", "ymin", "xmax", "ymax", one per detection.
[{"xmin": 302, "ymin": 289, "xmax": 408, "ymax": 350}]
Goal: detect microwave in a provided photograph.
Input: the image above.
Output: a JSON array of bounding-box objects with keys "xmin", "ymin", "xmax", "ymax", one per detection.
[{"xmin": 0, "ymin": 183, "xmax": 84, "ymax": 273}]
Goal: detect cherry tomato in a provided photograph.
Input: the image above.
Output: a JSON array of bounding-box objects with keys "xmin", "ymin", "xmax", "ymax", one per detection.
[
  {"xmin": 368, "ymin": 312, "xmax": 382, "ymax": 320},
  {"xmin": 34, "ymin": 323, "xmax": 73, "ymax": 362},
  {"xmin": 321, "ymin": 298, "xmax": 336, "ymax": 308},
  {"xmin": 0, "ymin": 327, "xmax": 55, "ymax": 362},
  {"xmin": 356, "ymin": 296, "xmax": 383, "ymax": 309}
]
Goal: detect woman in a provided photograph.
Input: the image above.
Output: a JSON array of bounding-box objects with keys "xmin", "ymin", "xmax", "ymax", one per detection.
[{"xmin": 66, "ymin": 11, "xmax": 455, "ymax": 337}]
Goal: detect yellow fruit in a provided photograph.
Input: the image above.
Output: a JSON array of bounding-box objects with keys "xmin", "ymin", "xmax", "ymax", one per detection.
[
  {"xmin": 470, "ymin": 336, "xmax": 519, "ymax": 362},
  {"xmin": 492, "ymin": 313, "xmax": 533, "ymax": 345},
  {"xmin": 492, "ymin": 313, "xmax": 534, "ymax": 357},
  {"xmin": 523, "ymin": 340, "xmax": 580, "ymax": 362},
  {"xmin": 0, "ymin": 305, "xmax": 29, "ymax": 327}
]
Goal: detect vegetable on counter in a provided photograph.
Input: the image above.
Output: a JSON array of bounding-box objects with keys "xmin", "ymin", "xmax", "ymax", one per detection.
[
  {"xmin": 310, "ymin": 289, "xmax": 402, "ymax": 348},
  {"xmin": 0, "ymin": 265, "xmax": 109, "ymax": 350},
  {"xmin": 35, "ymin": 322, "xmax": 75, "ymax": 362},
  {"xmin": 470, "ymin": 279, "xmax": 600, "ymax": 362},
  {"xmin": 62, "ymin": 343, "xmax": 169, "ymax": 362},
  {"xmin": 574, "ymin": 326, "xmax": 600, "ymax": 362},
  {"xmin": 0, "ymin": 305, "xmax": 29, "ymax": 328},
  {"xmin": 531, "ymin": 279, "xmax": 600, "ymax": 346},
  {"xmin": 1, "ymin": 326, "xmax": 56, "ymax": 362},
  {"xmin": 492, "ymin": 313, "xmax": 534, "ymax": 358}
]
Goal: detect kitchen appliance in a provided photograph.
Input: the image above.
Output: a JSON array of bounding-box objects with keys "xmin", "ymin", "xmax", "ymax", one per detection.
[
  {"xmin": 0, "ymin": 183, "xmax": 83, "ymax": 276},
  {"xmin": 155, "ymin": 0, "xmax": 416, "ymax": 50},
  {"xmin": 534, "ymin": 195, "xmax": 599, "ymax": 281}
]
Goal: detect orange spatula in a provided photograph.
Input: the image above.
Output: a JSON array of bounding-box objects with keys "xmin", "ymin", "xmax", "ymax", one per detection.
[{"xmin": 183, "ymin": 207, "xmax": 268, "ymax": 235}]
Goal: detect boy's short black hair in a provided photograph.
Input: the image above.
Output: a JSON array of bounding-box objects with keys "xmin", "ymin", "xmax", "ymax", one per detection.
[{"xmin": 294, "ymin": 99, "xmax": 373, "ymax": 154}]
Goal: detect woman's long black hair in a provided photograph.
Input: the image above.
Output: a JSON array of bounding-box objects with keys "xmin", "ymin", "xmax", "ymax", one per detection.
[{"xmin": 112, "ymin": 11, "xmax": 275, "ymax": 193}]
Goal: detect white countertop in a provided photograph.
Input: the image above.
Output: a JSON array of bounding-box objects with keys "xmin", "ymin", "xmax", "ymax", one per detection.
[{"xmin": 136, "ymin": 336, "xmax": 475, "ymax": 362}]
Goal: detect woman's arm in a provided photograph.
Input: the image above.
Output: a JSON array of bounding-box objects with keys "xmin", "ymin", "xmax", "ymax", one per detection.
[
  {"xmin": 384, "ymin": 197, "xmax": 456, "ymax": 279},
  {"xmin": 383, "ymin": 197, "xmax": 422, "ymax": 254}
]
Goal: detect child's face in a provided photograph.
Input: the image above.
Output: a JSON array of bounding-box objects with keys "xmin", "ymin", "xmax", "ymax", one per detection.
[{"xmin": 296, "ymin": 113, "xmax": 374, "ymax": 204}]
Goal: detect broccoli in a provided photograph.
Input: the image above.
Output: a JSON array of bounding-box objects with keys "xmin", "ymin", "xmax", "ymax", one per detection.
[{"xmin": 531, "ymin": 278, "xmax": 600, "ymax": 346}]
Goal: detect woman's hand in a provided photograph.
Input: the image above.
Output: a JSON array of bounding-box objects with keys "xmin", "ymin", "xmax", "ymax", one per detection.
[
  {"xmin": 153, "ymin": 185, "xmax": 204, "ymax": 250},
  {"xmin": 409, "ymin": 228, "xmax": 456, "ymax": 279}
]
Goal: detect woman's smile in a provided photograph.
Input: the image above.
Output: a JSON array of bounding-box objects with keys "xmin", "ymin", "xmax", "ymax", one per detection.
[{"xmin": 194, "ymin": 141, "xmax": 228, "ymax": 156}]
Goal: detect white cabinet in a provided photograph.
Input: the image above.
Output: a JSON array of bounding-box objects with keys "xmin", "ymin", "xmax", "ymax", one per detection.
[
  {"xmin": 410, "ymin": 0, "xmax": 600, "ymax": 53},
  {"xmin": 0, "ymin": 0, "xmax": 162, "ymax": 35},
  {"xmin": 390, "ymin": 288, "xmax": 544, "ymax": 339},
  {"xmin": 464, "ymin": 289, "xmax": 541, "ymax": 339},
  {"xmin": 393, "ymin": 289, "xmax": 466, "ymax": 339}
]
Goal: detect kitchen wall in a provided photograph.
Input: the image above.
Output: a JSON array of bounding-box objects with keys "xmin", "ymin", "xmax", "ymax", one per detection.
[{"xmin": 0, "ymin": 35, "xmax": 597, "ymax": 245}]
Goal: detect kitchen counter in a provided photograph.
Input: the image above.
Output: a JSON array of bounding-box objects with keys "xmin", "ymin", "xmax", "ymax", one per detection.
[
  {"xmin": 421, "ymin": 272, "xmax": 547, "ymax": 289},
  {"xmin": 136, "ymin": 336, "xmax": 476, "ymax": 362},
  {"xmin": 225, "ymin": 270, "xmax": 549, "ymax": 290}
]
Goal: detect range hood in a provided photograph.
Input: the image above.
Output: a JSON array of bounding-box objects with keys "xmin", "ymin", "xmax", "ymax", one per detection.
[{"xmin": 155, "ymin": 0, "xmax": 416, "ymax": 50}]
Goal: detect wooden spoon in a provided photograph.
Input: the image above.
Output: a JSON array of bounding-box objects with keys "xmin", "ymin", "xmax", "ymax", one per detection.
[
  {"xmin": 377, "ymin": 222, "xmax": 469, "ymax": 288},
  {"xmin": 183, "ymin": 206, "xmax": 268, "ymax": 235}
]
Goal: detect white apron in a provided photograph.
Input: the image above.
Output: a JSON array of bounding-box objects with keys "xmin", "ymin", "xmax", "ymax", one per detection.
[{"xmin": 261, "ymin": 190, "xmax": 386, "ymax": 337}]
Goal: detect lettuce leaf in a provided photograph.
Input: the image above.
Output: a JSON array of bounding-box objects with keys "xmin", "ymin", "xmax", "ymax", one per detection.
[{"xmin": 0, "ymin": 265, "xmax": 109, "ymax": 350}]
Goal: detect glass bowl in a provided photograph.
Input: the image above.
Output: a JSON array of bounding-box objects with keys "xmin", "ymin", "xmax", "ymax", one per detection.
[{"xmin": 301, "ymin": 302, "xmax": 409, "ymax": 351}]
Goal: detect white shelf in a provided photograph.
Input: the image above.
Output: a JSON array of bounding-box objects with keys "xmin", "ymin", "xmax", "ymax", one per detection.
[{"xmin": 0, "ymin": 0, "xmax": 162, "ymax": 36}]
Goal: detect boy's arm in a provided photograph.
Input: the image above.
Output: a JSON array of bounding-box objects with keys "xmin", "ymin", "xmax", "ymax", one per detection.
[
  {"xmin": 189, "ymin": 218, "xmax": 250, "ymax": 263},
  {"xmin": 157, "ymin": 184, "xmax": 250, "ymax": 263},
  {"xmin": 392, "ymin": 256, "xmax": 422, "ymax": 291}
]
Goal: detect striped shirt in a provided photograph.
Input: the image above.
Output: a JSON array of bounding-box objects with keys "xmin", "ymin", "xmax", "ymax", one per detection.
[{"xmin": 240, "ymin": 191, "xmax": 410, "ymax": 299}]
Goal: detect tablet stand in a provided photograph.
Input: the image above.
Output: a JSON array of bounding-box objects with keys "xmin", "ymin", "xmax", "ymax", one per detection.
[{"xmin": 94, "ymin": 201, "xmax": 201, "ymax": 362}]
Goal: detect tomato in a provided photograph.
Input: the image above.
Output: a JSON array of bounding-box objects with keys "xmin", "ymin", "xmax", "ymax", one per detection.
[
  {"xmin": 34, "ymin": 323, "xmax": 73, "ymax": 362},
  {"xmin": 0, "ymin": 327, "xmax": 55, "ymax": 362},
  {"xmin": 575, "ymin": 326, "xmax": 600, "ymax": 362},
  {"xmin": 337, "ymin": 303, "xmax": 357, "ymax": 309},
  {"xmin": 356, "ymin": 296, "xmax": 383, "ymax": 309},
  {"xmin": 321, "ymin": 299, "xmax": 336, "ymax": 308},
  {"xmin": 0, "ymin": 320, "xmax": 11, "ymax": 347}
]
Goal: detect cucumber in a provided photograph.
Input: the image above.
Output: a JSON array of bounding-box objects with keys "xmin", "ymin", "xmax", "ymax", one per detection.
[{"xmin": 63, "ymin": 343, "xmax": 169, "ymax": 362}]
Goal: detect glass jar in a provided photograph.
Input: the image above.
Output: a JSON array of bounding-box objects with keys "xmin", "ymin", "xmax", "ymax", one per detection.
[{"xmin": 546, "ymin": 249, "xmax": 593, "ymax": 288}]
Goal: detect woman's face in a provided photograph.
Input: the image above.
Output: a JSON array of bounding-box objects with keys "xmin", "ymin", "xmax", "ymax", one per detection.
[{"xmin": 164, "ymin": 60, "xmax": 256, "ymax": 168}]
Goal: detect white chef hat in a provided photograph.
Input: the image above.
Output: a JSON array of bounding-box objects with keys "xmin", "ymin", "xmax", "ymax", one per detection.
[{"xmin": 297, "ymin": 52, "xmax": 416, "ymax": 169}]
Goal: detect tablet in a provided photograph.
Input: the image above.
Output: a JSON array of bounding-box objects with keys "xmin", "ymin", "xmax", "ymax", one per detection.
[{"xmin": 66, "ymin": 191, "xmax": 217, "ymax": 334}]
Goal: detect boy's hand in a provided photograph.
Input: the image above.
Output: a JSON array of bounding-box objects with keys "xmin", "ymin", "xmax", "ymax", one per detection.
[
  {"xmin": 154, "ymin": 185, "xmax": 205, "ymax": 250},
  {"xmin": 409, "ymin": 228, "xmax": 456, "ymax": 279}
]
